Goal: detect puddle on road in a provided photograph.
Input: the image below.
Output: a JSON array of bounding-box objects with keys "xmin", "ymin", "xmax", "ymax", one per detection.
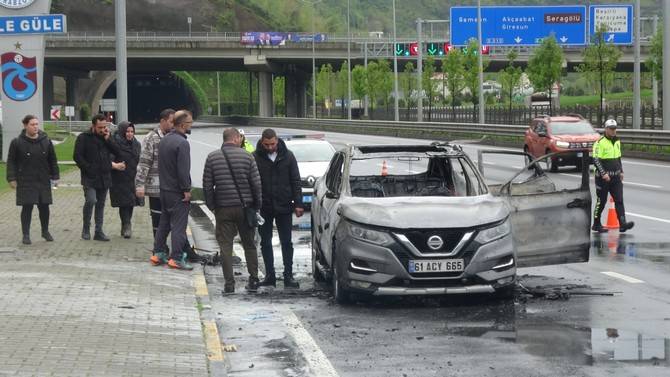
[
  {"xmin": 452, "ymin": 324, "xmax": 670, "ymax": 366},
  {"xmin": 591, "ymin": 232, "xmax": 670, "ymax": 267}
]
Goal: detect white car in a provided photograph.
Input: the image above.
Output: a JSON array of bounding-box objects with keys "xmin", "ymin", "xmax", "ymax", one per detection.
[{"xmin": 285, "ymin": 138, "xmax": 336, "ymax": 207}]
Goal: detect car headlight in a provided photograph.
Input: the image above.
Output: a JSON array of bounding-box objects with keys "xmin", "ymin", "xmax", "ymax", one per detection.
[
  {"xmin": 555, "ymin": 141, "xmax": 570, "ymax": 149},
  {"xmin": 347, "ymin": 222, "xmax": 394, "ymax": 246},
  {"xmin": 475, "ymin": 219, "xmax": 511, "ymax": 244}
]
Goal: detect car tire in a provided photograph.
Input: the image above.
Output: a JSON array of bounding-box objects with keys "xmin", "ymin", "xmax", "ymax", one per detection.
[
  {"xmin": 493, "ymin": 284, "xmax": 515, "ymax": 300},
  {"xmin": 546, "ymin": 150, "xmax": 558, "ymax": 172},
  {"xmin": 311, "ymin": 232, "xmax": 325, "ymax": 283},
  {"xmin": 332, "ymin": 251, "xmax": 351, "ymax": 304}
]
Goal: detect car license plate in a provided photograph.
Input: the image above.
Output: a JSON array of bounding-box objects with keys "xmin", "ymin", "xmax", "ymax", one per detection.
[
  {"xmin": 576, "ymin": 152, "xmax": 583, "ymax": 157},
  {"xmin": 408, "ymin": 259, "xmax": 464, "ymax": 273},
  {"xmin": 303, "ymin": 195, "xmax": 312, "ymax": 204}
]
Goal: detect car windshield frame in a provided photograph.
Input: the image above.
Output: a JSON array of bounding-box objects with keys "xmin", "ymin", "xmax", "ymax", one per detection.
[
  {"xmin": 347, "ymin": 152, "xmax": 489, "ymax": 198},
  {"xmin": 549, "ymin": 121, "xmax": 597, "ymax": 135}
]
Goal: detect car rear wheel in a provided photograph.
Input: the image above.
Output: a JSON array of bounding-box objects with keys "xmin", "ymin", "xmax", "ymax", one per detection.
[{"xmin": 332, "ymin": 250, "xmax": 351, "ymax": 304}]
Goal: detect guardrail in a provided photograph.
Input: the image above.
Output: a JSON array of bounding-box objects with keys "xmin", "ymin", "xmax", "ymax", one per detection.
[{"xmin": 199, "ymin": 115, "xmax": 670, "ymax": 159}]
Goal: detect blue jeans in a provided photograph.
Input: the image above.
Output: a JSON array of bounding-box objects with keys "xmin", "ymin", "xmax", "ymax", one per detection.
[{"xmin": 259, "ymin": 211, "xmax": 294, "ymax": 279}]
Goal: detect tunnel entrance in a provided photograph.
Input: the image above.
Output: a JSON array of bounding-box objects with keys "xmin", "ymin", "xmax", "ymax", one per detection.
[{"xmin": 102, "ymin": 72, "xmax": 200, "ymax": 123}]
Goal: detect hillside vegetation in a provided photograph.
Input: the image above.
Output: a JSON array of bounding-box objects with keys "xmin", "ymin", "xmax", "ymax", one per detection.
[{"xmin": 53, "ymin": 0, "xmax": 661, "ymax": 35}]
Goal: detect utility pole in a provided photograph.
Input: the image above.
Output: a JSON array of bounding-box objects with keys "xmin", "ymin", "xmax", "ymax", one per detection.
[
  {"xmin": 311, "ymin": 2, "xmax": 317, "ymax": 119},
  {"xmin": 364, "ymin": 41, "xmax": 369, "ymax": 118},
  {"xmin": 115, "ymin": 0, "xmax": 128, "ymax": 122},
  {"xmin": 392, "ymin": 0, "xmax": 400, "ymax": 122},
  {"xmin": 417, "ymin": 18, "xmax": 423, "ymax": 122},
  {"xmin": 664, "ymin": 1, "xmax": 670, "ymax": 130},
  {"xmin": 477, "ymin": 0, "xmax": 485, "ymax": 124},
  {"xmin": 633, "ymin": 0, "xmax": 641, "ymax": 129},
  {"xmin": 347, "ymin": 0, "xmax": 352, "ymax": 120},
  {"xmin": 653, "ymin": 15, "xmax": 658, "ymax": 110},
  {"xmin": 216, "ymin": 71, "xmax": 221, "ymax": 116}
]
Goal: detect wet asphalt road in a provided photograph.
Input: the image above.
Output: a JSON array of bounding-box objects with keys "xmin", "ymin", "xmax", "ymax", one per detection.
[{"xmin": 188, "ymin": 124, "xmax": 670, "ymax": 377}]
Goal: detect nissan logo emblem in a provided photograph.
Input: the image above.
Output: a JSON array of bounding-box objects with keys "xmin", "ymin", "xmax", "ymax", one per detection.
[{"xmin": 427, "ymin": 235, "xmax": 444, "ymax": 250}]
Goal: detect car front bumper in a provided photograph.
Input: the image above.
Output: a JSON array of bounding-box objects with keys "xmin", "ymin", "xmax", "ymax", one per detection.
[{"xmin": 335, "ymin": 231, "xmax": 517, "ymax": 296}]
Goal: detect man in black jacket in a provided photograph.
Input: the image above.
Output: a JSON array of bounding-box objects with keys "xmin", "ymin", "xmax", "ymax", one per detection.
[
  {"xmin": 153, "ymin": 110, "xmax": 194, "ymax": 270},
  {"xmin": 6, "ymin": 115, "xmax": 59, "ymax": 245},
  {"xmin": 73, "ymin": 114, "xmax": 125, "ymax": 241},
  {"xmin": 253, "ymin": 128, "xmax": 304, "ymax": 288}
]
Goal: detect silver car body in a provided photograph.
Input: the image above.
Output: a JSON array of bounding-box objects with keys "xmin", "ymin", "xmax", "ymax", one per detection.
[
  {"xmin": 311, "ymin": 143, "xmax": 591, "ymax": 302},
  {"xmin": 285, "ymin": 138, "xmax": 336, "ymax": 206}
]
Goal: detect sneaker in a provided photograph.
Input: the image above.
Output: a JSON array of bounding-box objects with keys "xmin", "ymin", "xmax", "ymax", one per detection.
[
  {"xmin": 150, "ymin": 251, "xmax": 168, "ymax": 266},
  {"xmin": 93, "ymin": 231, "xmax": 110, "ymax": 241},
  {"xmin": 41, "ymin": 231, "xmax": 54, "ymax": 242},
  {"xmin": 591, "ymin": 224, "xmax": 608, "ymax": 233},
  {"xmin": 81, "ymin": 228, "xmax": 91, "ymax": 240},
  {"xmin": 168, "ymin": 257, "xmax": 194, "ymax": 271},
  {"xmin": 619, "ymin": 221, "xmax": 635, "ymax": 233},
  {"xmin": 258, "ymin": 277, "xmax": 276, "ymax": 288},
  {"xmin": 283, "ymin": 276, "xmax": 300, "ymax": 289},
  {"xmin": 246, "ymin": 277, "xmax": 260, "ymax": 292},
  {"xmin": 22, "ymin": 235, "xmax": 31, "ymax": 245}
]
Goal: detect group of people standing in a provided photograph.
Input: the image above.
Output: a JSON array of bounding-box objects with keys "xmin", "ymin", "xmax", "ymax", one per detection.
[{"xmin": 202, "ymin": 127, "xmax": 304, "ymax": 293}]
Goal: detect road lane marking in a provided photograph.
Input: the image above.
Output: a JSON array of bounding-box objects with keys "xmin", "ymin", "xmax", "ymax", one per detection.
[
  {"xmin": 194, "ymin": 273, "xmax": 209, "ymax": 297},
  {"xmin": 556, "ymin": 173, "xmax": 664, "ymax": 189},
  {"xmin": 283, "ymin": 309, "xmax": 339, "ymax": 377},
  {"xmin": 601, "ymin": 271, "xmax": 645, "ymax": 284},
  {"xmin": 190, "ymin": 139, "xmax": 219, "ymax": 148},
  {"xmin": 626, "ymin": 212, "xmax": 670, "ymax": 224},
  {"xmin": 624, "ymin": 160, "xmax": 670, "ymax": 169}
]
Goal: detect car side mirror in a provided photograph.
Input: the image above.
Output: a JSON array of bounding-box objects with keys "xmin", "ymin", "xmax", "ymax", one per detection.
[{"xmin": 326, "ymin": 190, "xmax": 339, "ymax": 199}]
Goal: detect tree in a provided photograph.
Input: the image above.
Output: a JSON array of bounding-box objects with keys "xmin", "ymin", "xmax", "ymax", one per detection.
[
  {"xmin": 273, "ymin": 75, "xmax": 285, "ymax": 116},
  {"xmin": 527, "ymin": 36, "xmax": 564, "ymax": 115},
  {"xmin": 377, "ymin": 60, "xmax": 393, "ymax": 114},
  {"xmin": 400, "ymin": 62, "xmax": 415, "ymax": 120},
  {"xmin": 352, "ymin": 64, "xmax": 367, "ymax": 116},
  {"xmin": 422, "ymin": 57, "xmax": 438, "ymax": 121},
  {"xmin": 578, "ymin": 24, "xmax": 622, "ymax": 126},
  {"xmin": 462, "ymin": 39, "xmax": 489, "ymax": 107},
  {"xmin": 499, "ymin": 50, "xmax": 523, "ymax": 123},
  {"xmin": 646, "ymin": 23, "xmax": 662, "ymax": 106},
  {"xmin": 364, "ymin": 61, "xmax": 379, "ymax": 118},
  {"xmin": 335, "ymin": 62, "xmax": 350, "ymax": 118},
  {"xmin": 442, "ymin": 48, "xmax": 465, "ymax": 121},
  {"xmin": 316, "ymin": 64, "xmax": 335, "ymax": 116}
]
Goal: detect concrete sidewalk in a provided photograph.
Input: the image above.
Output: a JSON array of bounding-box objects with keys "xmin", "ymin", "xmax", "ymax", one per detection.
[{"xmin": 0, "ymin": 170, "xmax": 211, "ymax": 376}]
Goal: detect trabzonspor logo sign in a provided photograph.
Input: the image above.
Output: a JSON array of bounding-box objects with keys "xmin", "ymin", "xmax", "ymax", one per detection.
[
  {"xmin": 1, "ymin": 52, "xmax": 37, "ymax": 101},
  {"xmin": 0, "ymin": 0, "xmax": 36, "ymax": 9}
]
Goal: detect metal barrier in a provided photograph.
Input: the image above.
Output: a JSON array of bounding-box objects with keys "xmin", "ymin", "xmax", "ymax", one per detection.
[{"xmin": 199, "ymin": 116, "xmax": 670, "ymax": 152}]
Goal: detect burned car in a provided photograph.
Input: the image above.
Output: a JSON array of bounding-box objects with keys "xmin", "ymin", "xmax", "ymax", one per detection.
[{"xmin": 310, "ymin": 143, "xmax": 591, "ymax": 303}]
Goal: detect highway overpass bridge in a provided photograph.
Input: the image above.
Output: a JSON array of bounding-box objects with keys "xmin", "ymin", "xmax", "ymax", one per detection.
[{"xmin": 43, "ymin": 32, "xmax": 655, "ymax": 121}]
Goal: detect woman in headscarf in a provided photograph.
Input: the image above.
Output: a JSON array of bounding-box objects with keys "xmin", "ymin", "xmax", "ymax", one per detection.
[{"xmin": 110, "ymin": 121, "xmax": 141, "ymax": 238}]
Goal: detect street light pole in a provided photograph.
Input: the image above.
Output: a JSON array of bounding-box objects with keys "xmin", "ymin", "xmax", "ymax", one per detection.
[
  {"xmin": 216, "ymin": 71, "xmax": 221, "ymax": 116},
  {"xmin": 633, "ymin": 0, "xmax": 641, "ymax": 129},
  {"xmin": 392, "ymin": 0, "xmax": 400, "ymax": 122},
  {"xmin": 664, "ymin": 1, "xmax": 670, "ymax": 130},
  {"xmin": 115, "ymin": 0, "xmax": 128, "ymax": 122},
  {"xmin": 347, "ymin": 0, "xmax": 353, "ymax": 120},
  {"xmin": 311, "ymin": 2, "xmax": 319, "ymax": 119},
  {"xmin": 477, "ymin": 0, "xmax": 485, "ymax": 124}
]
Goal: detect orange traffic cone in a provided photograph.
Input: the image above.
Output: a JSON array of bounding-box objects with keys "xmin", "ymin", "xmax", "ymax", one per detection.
[
  {"xmin": 605, "ymin": 196, "xmax": 620, "ymax": 229},
  {"xmin": 381, "ymin": 160, "xmax": 388, "ymax": 176}
]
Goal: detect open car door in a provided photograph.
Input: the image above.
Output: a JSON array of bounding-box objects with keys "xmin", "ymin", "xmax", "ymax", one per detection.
[{"xmin": 477, "ymin": 150, "xmax": 591, "ymax": 268}]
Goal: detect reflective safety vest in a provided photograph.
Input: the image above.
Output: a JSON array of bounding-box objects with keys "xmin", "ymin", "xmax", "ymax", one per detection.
[
  {"xmin": 593, "ymin": 136, "xmax": 621, "ymax": 160},
  {"xmin": 242, "ymin": 140, "xmax": 255, "ymax": 153}
]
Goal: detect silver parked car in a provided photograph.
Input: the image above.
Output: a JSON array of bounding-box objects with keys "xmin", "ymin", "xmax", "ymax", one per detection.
[{"xmin": 310, "ymin": 143, "xmax": 591, "ymax": 303}]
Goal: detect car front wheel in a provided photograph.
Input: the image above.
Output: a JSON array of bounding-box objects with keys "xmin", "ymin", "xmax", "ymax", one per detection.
[
  {"xmin": 332, "ymin": 250, "xmax": 351, "ymax": 304},
  {"xmin": 311, "ymin": 232, "xmax": 325, "ymax": 282}
]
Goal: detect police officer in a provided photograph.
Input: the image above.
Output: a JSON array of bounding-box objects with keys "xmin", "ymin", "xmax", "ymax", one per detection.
[{"xmin": 591, "ymin": 119, "xmax": 634, "ymax": 233}]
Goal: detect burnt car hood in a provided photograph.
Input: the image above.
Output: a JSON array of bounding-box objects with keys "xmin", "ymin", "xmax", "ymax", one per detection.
[{"xmin": 338, "ymin": 195, "xmax": 508, "ymax": 229}]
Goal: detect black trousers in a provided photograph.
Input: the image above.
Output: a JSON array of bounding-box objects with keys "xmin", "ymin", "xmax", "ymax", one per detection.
[
  {"xmin": 259, "ymin": 211, "xmax": 294, "ymax": 279},
  {"xmin": 593, "ymin": 175, "xmax": 626, "ymax": 225},
  {"xmin": 154, "ymin": 191, "xmax": 190, "ymax": 261},
  {"xmin": 83, "ymin": 186, "xmax": 108, "ymax": 232},
  {"xmin": 119, "ymin": 206, "xmax": 134, "ymax": 225},
  {"xmin": 149, "ymin": 197, "xmax": 162, "ymax": 237},
  {"xmin": 21, "ymin": 204, "xmax": 50, "ymax": 236}
]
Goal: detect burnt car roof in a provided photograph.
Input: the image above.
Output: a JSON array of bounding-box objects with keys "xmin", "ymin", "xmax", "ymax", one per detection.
[{"xmin": 353, "ymin": 143, "xmax": 464, "ymax": 157}]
